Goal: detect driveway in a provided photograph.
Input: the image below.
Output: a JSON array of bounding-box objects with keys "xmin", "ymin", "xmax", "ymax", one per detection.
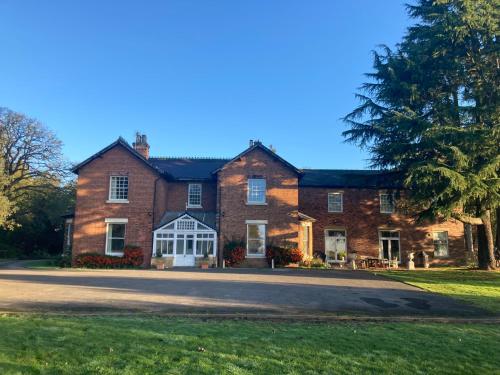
[{"xmin": 0, "ymin": 265, "xmax": 486, "ymax": 317}]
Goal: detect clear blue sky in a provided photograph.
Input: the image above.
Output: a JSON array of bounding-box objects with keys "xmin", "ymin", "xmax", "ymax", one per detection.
[{"xmin": 0, "ymin": 0, "xmax": 411, "ymax": 169}]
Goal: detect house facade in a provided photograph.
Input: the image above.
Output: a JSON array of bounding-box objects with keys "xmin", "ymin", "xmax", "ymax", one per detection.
[{"xmin": 70, "ymin": 134, "xmax": 467, "ymax": 268}]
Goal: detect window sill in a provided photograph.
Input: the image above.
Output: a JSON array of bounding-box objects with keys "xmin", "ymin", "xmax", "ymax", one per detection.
[
  {"xmin": 246, "ymin": 202, "xmax": 268, "ymax": 206},
  {"xmin": 105, "ymin": 252, "xmax": 124, "ymax": 257},
  {"xmin": 106, "ymin": 200, "xmax": 129, "ymax": 204},
  {"xmin": 186, "ymin": 205, "xmax": 203, "ymax": 209},
  {"xmin": 246, "ymin": 254, "xmax": 266, "ymax": 258},
  {"xmin": 328, "ymin": 211, "xmax": 343, "ymax": 213}
]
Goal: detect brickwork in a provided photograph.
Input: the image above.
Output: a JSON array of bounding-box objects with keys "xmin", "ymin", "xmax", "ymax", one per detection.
[
  {"xmin": 73, "ymin": 145, "xmax": 159, "ymax": 266},
  {"xmin": 299, "ymin": 187, "xmax": 467, "ymax": 265},
  {"xmin": 217, "ymin": 148, "xmax": 300, "ymax": 265}
]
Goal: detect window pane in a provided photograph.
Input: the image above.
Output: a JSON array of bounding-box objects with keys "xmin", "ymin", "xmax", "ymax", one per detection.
[
  {"xmin": 110, "ymin": 224, "xmax": 125, "ymax": 238},
  {"xmin": 328, "ymin": 193, "xmax": 343, "ymax": 212},
  {"xmin": 166, "ymin": 240, "xmax": 174, "ymax": 255},
  {"xmin": 433, "ymin": 231, "xmax": 448, "ymax": 257},
  {"xmin": 248, "ymin": 239, "xmax": 264, "ymax": 255},
  {"xmin": 380, "ymin": 194, "xmax": 395, "ymax": 213},
  {"xmin": 111, "ymin": 238, "xmax": 125, "ymax": 252},
  {"xmin": 248, "ymin": 179, "xmax": 266, "ymax": 203},
  {"xmin": 390, "ymin": 239, "xmax": 400, "ymax": 260},
  {"xmin": 110, "ymin": 176, "xmax": 128, "ymax": 200},
  {"xmin": 188, "ymin": 184, "xmax": 202, "ymax": 206}
]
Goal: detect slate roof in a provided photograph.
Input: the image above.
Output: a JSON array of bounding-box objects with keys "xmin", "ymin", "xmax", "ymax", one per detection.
[
  {"xmin": 211, "ymin": 141, "xmax": 302, "ymax": 175},
  {"xmin": 155, "ymin": 211, "xmax": 217, "ymax": 230},
  {"xmin": 149, "ymin": 158, "xmax": 229, "ymax": 180},
  {"xmin": 299, "ymin": 169, "xmax": 403, "ymax": 189}
]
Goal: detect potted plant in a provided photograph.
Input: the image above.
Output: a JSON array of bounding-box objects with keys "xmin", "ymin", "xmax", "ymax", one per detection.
[
  {"xmin": 154, "ymin": 250, "xmax": 165, "ymax": 270},
  {"xmin": 200, "ymin": 250, "xmax": 210, "ymax": 269},
  {"xmin": 337, "ymin": 251, "xmax": 346, "ymax": 262}
]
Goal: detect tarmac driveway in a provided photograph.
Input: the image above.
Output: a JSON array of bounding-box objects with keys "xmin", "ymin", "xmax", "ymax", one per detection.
[{"xmin": 0, "ymin": 265, "xmax": 486, "ymax": 317}]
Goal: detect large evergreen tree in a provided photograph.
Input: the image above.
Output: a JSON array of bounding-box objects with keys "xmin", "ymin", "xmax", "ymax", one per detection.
[{"xmin": 344, "ymin": 0, "xmax": 499, "ymax": 269}]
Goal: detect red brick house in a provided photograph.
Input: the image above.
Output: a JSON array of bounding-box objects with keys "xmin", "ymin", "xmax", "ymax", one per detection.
[{"xmin": 70, "ymin": 134, "xmax": 466, "ymax": 267}]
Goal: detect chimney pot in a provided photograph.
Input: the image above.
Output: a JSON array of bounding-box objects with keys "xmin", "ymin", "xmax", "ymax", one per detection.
[{"xmin": 133, "ymin": 133, "xmax": 150, "ymax": 159}]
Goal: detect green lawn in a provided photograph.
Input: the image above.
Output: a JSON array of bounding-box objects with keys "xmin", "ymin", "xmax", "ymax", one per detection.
[
  {"xmin": 0, "ymin": 315, "xmax": 498, "ymax": 374},
  {"xmin": 375, "ymin": 268, "xmax": 500, "ymax": 314}
]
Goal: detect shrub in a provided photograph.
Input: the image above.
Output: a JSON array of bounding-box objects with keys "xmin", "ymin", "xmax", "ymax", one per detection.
[
  {"xmin": 223, "ymin": 239, "xmax": 246, "ymax": 267},
  {"xmin": 266, "ymin": 246, "xmax": 302, "ymax": 266},
  {"xmin": 224, "ymin": 247, "xmax": 245, "ymax": 266},
  {"xmin": 289, "ymin": 248, "xmax": 303, "ymax": 263},
  {"xmin": 74, "ymin": 245, "xmax": 144, "ymax": 268}
]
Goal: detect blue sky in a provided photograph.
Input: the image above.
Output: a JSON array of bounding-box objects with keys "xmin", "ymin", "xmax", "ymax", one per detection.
[{"xmin": 0, "ymin": 0, "xmax": 411, "ymax": 169}]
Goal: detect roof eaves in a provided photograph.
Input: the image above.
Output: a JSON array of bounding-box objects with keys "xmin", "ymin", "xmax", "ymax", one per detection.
[{"xmin": 71, "ymin": 137, "xmax": 174, "ymax": 180}]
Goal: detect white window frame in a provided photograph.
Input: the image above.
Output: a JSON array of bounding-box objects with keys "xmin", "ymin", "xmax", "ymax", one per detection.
[
  {"xmin": 328, "ymin": 192, "xmax": 343, "ymax": 213},
  {"xmin": 433, "ymin": 231, "xmax": 449, "ymax": 257},
  {"xmin": 380, "ymin": 193, "xmax": 395, "ymax": 214},
  {"xmin": 107, "ymin": 176, "xmax": 129, "ymax": 203},
  {"xmin": 105, "ymin": 218, "xmax": 128, "ymax": 256},
  {"xmin": 246, "ymin": 220, "xmax": 267, "ymax": 257},
  {"xmin": 247, "ymin": 178, "xmax": 267, "ymax": 205},
  {"xmin": 152, "ymin": 215, "xmax": 217, "ymax": 258},
  {"xmin": 187, "ymin": 183, "xmax": 202, "ymax": 208}
]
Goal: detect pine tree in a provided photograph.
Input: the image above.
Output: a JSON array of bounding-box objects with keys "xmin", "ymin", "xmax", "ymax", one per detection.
[{"xmin": 343, "ymin": 0, "xmax": 499, "ymax": 269}]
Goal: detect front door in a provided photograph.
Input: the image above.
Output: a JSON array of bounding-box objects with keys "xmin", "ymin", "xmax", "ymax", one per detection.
[
  {"xmin": 325, "ymin": 230, "xmax": 347, "ymax": 262},
  {"xmin": 173, "ymin": 234, "xmax": 196, "ymax": 266},
  {"xmin": 379, "ymin": 231, "xmax": 400, "ymax": 262}
]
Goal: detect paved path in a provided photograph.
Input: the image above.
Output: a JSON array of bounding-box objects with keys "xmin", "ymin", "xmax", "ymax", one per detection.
[{"xmin": 0, "ymin": 266, "xmax": 487, "ymax": 317}]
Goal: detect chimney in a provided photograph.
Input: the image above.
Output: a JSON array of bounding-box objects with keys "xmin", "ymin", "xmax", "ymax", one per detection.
[
  {"xmin": 133, "ymin": 132, "xmax": 150, "ymax": 159},
  {"xmin": 249, "ymin": 139, "xmax": 254, "ymax": 147}
]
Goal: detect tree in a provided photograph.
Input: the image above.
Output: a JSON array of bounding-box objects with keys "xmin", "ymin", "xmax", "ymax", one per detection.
[
  {"xmin": 0, "ymin": 156, "xmax": 14, "ymax": 228},
  {"xmin": 343, "ymin": 0, "xmax": 499, "ymax": 269},
  {"xmin": 0, "ymin": 181, "xmax": 76, "ymax": 257},
  {"xmin": 0, "ymin": 107, "xmax": 69, "ymax": 230},
  {"xmin": 0, "ymin": 107, "xmax": 68, "ymax": 204}
]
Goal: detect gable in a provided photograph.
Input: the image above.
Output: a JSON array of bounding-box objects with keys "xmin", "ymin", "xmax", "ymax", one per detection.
[
  {"xmin": 213, "ymin": 143, "xmax": 301, "ymax": 175},
  {"xmin": 72, "ymin": 137, "xmax": 167, "ymax": 177}
]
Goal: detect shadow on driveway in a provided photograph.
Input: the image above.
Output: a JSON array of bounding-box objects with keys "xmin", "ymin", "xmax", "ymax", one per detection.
[{"xmin": 0, "ymin": 268, "xmax": 489, "ymax": 317}]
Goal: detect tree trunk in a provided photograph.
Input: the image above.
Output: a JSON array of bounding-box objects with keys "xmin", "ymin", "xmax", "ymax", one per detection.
[
  {"xmin": 464, "ymin": 223, "xmax": 474, "ymax": 264},
  {"xmin": 477, "ymin": 224, "xmax": 489, "ymax": 269},
  {"xmin": 478, "ymin": 210, "xmax": 496, "ymax": 270},
  {"xmin": 496, "ymin": 207, "xmax": 500, "ymax": 252}
]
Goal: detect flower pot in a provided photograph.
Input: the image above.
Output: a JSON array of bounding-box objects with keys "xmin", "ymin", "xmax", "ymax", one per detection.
[
  {"xmin": 201, "ymin": 263, "xmax": 209, "ymax": 269},
  {"xmin": 156, "ymin": 263, "xmax": 165, "ymax": 270}
]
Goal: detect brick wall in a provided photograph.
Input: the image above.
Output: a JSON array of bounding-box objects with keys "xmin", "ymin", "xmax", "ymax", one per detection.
[
  {"xmin": 299, "ymin": 187, "xmax": 467, "ymax": 265},
  {"xmin": 73, "ymin": 145, "xmax": 159, "ymax": 266},
  {"xmin": 164, "ymin": 181, "xmax": 217, "ymax": 212},
  {"xmin": 217, "ymin": 148, "xmax": 299, "ymax": 266}
]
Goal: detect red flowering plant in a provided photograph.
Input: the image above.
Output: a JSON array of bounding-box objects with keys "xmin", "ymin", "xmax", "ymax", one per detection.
[
  {"xmin": 74, "ymin": 245, "xmax": 144, "ymax": 268},
  {"xmin": 266, "ymin": 241, "xmax": 302, "ymax": 266},
  {"xmin": 223, "ymin": 238, "xmax": 246, "ymax": 267}
]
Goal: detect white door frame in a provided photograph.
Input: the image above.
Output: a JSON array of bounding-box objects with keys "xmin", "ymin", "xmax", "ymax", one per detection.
[
  {"xmin": 324, "ymin": 229, "xmax": 347, "ymax": 263},
  {"xmin": 378, "ymin": 230, "xmax": 401, "ymax": 263}
]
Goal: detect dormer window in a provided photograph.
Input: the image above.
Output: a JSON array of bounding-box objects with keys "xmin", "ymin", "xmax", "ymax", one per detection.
[
  {"xmin": 247, "ymin": 178, "xmax": 266, "ymax": 204},
  {"xmin": 188, "ymin": 184, "xmax": 202, "ymax": 208},
  {"xmin": 108, "ymin": 176, "xmax": 129, "ymax": 202}
]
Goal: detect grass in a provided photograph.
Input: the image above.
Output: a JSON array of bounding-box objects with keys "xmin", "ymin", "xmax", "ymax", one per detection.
[
  {"xmin": 376, "ymin": 268, "xmax": 500, "ymax": 314},
  {"xmin": 23, "ymin": 259, "xmax": 60, "ymax": 269},
  {"xmin": 0, "ymin": 315, "xmax": 498, "ymax": 374}
]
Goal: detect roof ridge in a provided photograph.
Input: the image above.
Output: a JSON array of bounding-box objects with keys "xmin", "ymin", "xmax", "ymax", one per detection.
[
  {"xmin": 302, "ymin": 168, "xmax": 383, "ymax": 172},
  {"xmin": 150, "ymin": 156, "xmax": 231, "ymax": 160}
]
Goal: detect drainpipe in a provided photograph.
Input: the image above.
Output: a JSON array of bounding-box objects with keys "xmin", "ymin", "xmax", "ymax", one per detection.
[{"xmin": 151, "ymin": 177, "xmax": 161, "ymax": 262}]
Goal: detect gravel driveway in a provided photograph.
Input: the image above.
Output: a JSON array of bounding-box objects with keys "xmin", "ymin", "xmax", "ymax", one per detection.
[{"xmin": 0, "ymin": 265, "xmax": 486, "ymax": 317}]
